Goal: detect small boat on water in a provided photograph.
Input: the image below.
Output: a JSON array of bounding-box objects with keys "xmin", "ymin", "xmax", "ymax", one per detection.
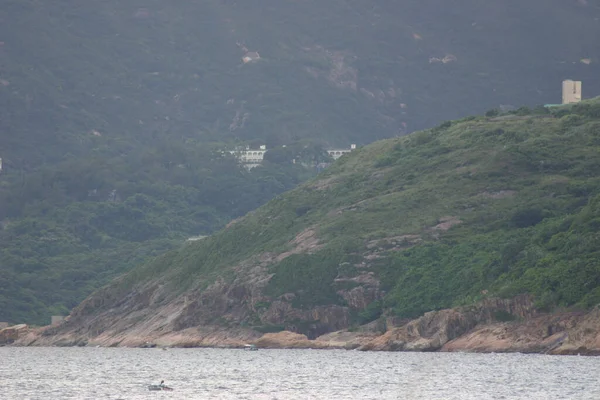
[
  {"xmin": 148, "ymin": 380, "xmax": 174, "ymax": 391},
  {"xmin": 243, "ymin": 344, "xmax": 258, "ymax": 351},
  {"xmin": 148, "ymin": 384, "xmax": 174, "ymax": 391}
]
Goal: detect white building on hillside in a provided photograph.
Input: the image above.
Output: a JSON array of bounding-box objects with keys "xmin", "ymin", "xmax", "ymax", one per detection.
[
  {"xmin": 229, "ymin": 145, "xmax": 267, "ymax": 170},
  {"xmin": 327, "ymin": 144, "xmax": 356, "ymax": 160},
  {"xmin": 229, "ymin": 143, "xmax": 358, "ymax": 169}
]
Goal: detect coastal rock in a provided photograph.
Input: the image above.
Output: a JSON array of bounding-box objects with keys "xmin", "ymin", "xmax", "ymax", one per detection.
[
  {"xmin": 441, "ymin": 312, "xmax": 580, "ymax": 353},
  {"xmin": 13, "ymin": 297, "xmax": 600, "ymax": 356},
  {"xmin": 0, "ymin": 324, "xmax": 28, "ymax": 344},
  {"xmin": 315, "ymin": 330, "xmax": 380, "ymax": 349},
  {"xmin": 550, "ymin": 307, "xmax": 600, "ymax": 355},
  {"xmin": 254, "ymin": 331, "xmax": 320, "ymax": 349},
  {"xmin": 261, "ymin": 303, "xmax": 350, "ymax": 339},
  {"xmin": 359, "ymin": 309, "xmax": 476, "ymax": 351},
  {"xmin": 359, "ymin": 295, "xmax": 542, "ymax": 352},
  {"xmin": 251, "ymin": 330, "xmax": 377, "ymax": 349}
]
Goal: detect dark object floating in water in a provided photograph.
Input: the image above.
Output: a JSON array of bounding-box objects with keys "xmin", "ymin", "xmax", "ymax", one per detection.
[{"xmin": 148, "ymin": 384, "xmax": 174, "ymax": 391}]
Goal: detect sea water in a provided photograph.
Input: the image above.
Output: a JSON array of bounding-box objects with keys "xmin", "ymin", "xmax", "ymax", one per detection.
[{"xmin": 1, "ymin": 347, "xmax": 599, "ymax": 399}]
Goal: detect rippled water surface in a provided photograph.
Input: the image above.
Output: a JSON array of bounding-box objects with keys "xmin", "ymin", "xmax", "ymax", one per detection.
[{"xmin": 2, "ymin": 347, "xmax": 600, "ymax": 399}]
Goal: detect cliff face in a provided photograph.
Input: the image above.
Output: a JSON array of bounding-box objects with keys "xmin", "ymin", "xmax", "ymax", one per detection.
[
  {"xmin": 357, "ymin": 302, "xmax": 600, "ymax": 355},
  {"xmin": 16, "ymin": 100, "xmax": 600, "ymax": 353},
  {"xmin": 362, "ymin": 295, "xmax": 536, "ymax": 352},
  {"xmin": 14, "ymin": 297, "xmax": 600, "ymax": 356}
]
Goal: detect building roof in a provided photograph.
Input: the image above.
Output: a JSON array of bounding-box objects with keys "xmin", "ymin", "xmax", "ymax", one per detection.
[{"xmin": 242, "ymin": 52, "xmax": 261, "ymax": 63}]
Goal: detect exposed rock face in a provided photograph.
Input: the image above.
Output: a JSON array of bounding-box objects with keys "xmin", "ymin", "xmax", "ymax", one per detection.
[
  {"xmin": 360, "ymin": 309, "xmax": 476, "ymax": 352},
  {"xmin": 13, "ymin": 296, "xmax": 600, "ymax": 357},
  {"xmin": 160, "ymin": 227, "xmax": 389, "ymax": 339},
  {"xmin": 19, "ymin": 229, "xmax": 372, "ymax": 347},
  {"xmin": 261, "ymin": 302, "xmax": 349, "ymax": 339},
  {"xmin": 253, "ymin": 330, "xmax": 381, "ymax": 349},
  {"xmin": 335, "ymin": 271, "xmax": 382, "ymax": 310},
  {"xmin": 254, "ymin": 331, "xmax": 320, "ymax": 349},
  {"xmin": 356, "ymin": 302, "xmax": 600, "ymax": 356},
  {"xmin": 360, "ymin": 294, "xmax": 537, "ymax": 352},
  {"xmin": 0, "ymin": 324, "xmax": 28, "ymax": 345},
  {"xmin": 440, "ymin": 314, "xmax": 577, "ymax": 354}
]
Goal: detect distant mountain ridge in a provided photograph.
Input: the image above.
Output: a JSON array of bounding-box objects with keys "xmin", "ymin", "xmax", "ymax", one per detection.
[{"xmin": 1, "ymin": 0, "xmax": 600, "ymax": 167}]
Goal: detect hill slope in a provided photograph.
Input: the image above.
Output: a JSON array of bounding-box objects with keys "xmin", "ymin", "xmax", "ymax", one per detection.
[
  {"xmin": 2, "ymin": 0, "xmax": 600, "ymax": 324},
  {"xmin": 0, "ymin": 143, "xmax": 330, "ymax": 324},
  {"xmin": 43, "ymin": 99, "xmax": 600, "ymax": 344}
]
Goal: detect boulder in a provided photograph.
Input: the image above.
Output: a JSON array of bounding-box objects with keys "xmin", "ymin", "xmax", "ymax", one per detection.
[
  {"xmin": 0, "ymin": 324, "xmax": 28, "ymax": 344},
  {"xmin": 254, "ymin": 331, "xmax": 325, "ymax": 349}
]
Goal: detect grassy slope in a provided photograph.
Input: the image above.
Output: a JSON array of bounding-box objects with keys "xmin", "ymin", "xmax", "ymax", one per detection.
[{"xmin": 116, "ymin": 99, "xmax": 600, "ymax": 321}]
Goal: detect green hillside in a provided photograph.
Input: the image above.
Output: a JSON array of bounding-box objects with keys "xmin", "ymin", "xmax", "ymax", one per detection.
[
  {"xmin": 0, "ymin": 143, "xmax": 331, "ymax": 324},
  {"xmin": 2, "ymin": 0, "xmax": 600, "ymax": 324},
  {"xmin": 72, "ymin": 99, "xmax": 600, "ymax": 337}
]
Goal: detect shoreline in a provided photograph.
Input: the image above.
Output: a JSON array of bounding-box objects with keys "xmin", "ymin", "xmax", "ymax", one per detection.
[{"xmin": 6, "ymin": 305, "xmax": 600, "ymax": 356}]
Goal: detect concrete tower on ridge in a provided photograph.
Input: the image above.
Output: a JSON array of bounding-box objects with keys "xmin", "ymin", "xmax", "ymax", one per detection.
[{"xmin": 562, "ymin": 79, "xmax": 582, "ymax": 104}]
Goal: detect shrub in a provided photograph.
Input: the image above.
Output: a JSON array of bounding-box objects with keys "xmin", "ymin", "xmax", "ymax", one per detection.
[
  {"xmin": 492, "ymin": 310, "xmax": 517, "ymax": 322},
  {"xmin": 560, "ymin": 114, "xmax": 583, "ymax": 129},
  {"xmin": 515, "ymin": 106, "xmax": 532, "ymax": 116},
  {"xmin": 253, "ymin": 324, "xmax": 285, "ymax": 333},
  {"xmin": 266, "ymin": 249, "xmax": 344, "ymax": 308},
  {"xmin": 295, "ymin": 206, "xmax": 311, "ymax": 216},
  {"xmin": 572, "ymin": 103, "xmax": 600, "ymax": 119},
  {"xmin": 511, "ymin": 208, "xmax": 545, "ymax": 228},
  {"xmin": 356, "ymin": 300, "xmax": 383, "ymax": 324}
]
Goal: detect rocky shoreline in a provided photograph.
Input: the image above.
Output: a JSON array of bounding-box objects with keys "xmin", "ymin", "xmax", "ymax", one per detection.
[{"xmin": 6, "ymin": 304, "xmax": 600, "ymax": 356}]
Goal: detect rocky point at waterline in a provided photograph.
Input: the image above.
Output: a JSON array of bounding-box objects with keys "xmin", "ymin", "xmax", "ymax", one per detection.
[
  {"xmin": 11, "ymin": 296, "xmax": 600, "ymax": 356},
  {"xmin": 12, "ymin": 99, "xmax": 600, "ymax": 355}
]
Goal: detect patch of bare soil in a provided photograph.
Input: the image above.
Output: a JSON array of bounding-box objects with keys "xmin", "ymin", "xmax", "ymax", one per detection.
[
  {"xmin": 275, "ymin": 228, "xmax": 322, "ymax": 262},
  {"xmin": 309, "ymin": 176, "xmax": 337, "ymax": 191},
  {"xmin": 431, "ymin": 216, "xmax": 462, "ymax": 231}
]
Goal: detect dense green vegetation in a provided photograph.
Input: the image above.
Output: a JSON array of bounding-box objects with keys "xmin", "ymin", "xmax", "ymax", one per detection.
[
  {"xmin": 0, "ymin": 141, "xmax": 329, "ymax": 324},
  {"xmin": 114, "ymin": 99, "xmax": 600, "ymax": 324},
  {"xmin": 1, "ymin": 1, "xmax": 600, "ymax": 324}
]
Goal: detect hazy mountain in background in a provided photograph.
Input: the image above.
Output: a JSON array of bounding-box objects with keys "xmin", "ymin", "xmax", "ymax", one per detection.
[{"xmin": 1, "ymin": 0, "xmax": 599, "ymax": 166}]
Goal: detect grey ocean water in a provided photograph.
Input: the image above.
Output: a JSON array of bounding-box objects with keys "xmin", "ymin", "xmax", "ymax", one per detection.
[{"xmin": 1, "ymin": 347, "xmax": 599, "ymax": 399}]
